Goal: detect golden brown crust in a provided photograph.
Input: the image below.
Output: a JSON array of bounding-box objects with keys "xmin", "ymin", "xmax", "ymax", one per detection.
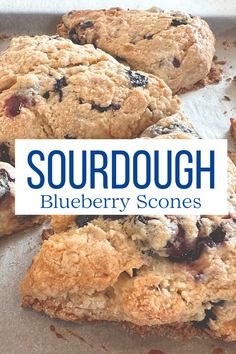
[
  {"xmin": 124, "ymin": 321, "xmax": 203, "ymax": 340},
  {"xmin": 21, "ymin": 213, "xmax": 236, "ymax": 340},
  {"xmin": 57, "ymin": 8, "xmax": 215, "ymax": 92},
  {"xmin": 178, "ymin": 60, "xmax": 222, "ymax": 94}
]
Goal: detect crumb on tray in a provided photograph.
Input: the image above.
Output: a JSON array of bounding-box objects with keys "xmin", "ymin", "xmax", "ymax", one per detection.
[
  {"xmin": 0, "ymin": 33, "xmax": 11, "ymax": 40},
  {"xmin": 215, "ymin": 60, "xmax": 226, "ymax": 65},
  {"xmin": 223, "ymin": 95, "xmax": 231, "ymax": 101}
]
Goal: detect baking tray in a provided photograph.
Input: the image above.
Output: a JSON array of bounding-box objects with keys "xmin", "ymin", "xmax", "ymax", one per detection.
[{"xmin": 0, "ymin": 9, "xmax": 236, "ymax": 354}]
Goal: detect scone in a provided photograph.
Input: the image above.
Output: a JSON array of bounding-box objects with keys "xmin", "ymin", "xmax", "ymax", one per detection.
[
  {"xmin": 0, "ymin": 35, "xmax": 179, "ymax": 163},
  {"xmin": 57, "ymin": 7, "xmax": 215, "ymax": 92},
  {"xmin": 21, "ymin": 116, "xmax": 236, "ymax": 341},
  {"xmin": 21, "ymin": 212, "xmax": 236, "ymax": 342},
  {"xmin": 0, "ymin": 161, "xmax": 45, "ymax": 237}
]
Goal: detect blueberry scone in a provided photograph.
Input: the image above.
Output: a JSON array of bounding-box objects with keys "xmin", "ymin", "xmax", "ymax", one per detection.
[
  {"xmin": 57, "ymin": 7, "xmax": 215, "ymax": 92},
  {"xmin": 20, "ymin": 212, "xmax": 236, "ymax": 341},
  {"xmin": 0, "ymin": 35, "xmax": 179, "ymax": 163},
  {"xmin": 21, "ymin": 116, "xmax": 236, "ymax": 341},
  {"xmin": 0, "ymin": 161, "xmax": 45, "ymax": 237}
]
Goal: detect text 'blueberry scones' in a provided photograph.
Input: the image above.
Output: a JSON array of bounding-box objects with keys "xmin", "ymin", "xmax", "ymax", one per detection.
[
  {"xmin": 0, "ymin": 35, "xmax": 179, "ymax": 163},
  {"xmin": 57, "ymin": 7, "xmax": 215, "ymax": 92},
  {"xmin": 21, "ymin": 115, "xmax": 236, "ymax": 341},
  {"xmin": 0, "ymin": 161, "xmax": 45, "ymax": 237}
]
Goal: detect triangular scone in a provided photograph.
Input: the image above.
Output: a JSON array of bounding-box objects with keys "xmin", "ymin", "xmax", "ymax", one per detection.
[
  {"xmin": 57, "ymin": 8, "xmax": 215, "ymax": 92},
  {"xmin": 0, "ymin": 161, "xmax": 45, "ymax": 237},
  {"xmin": 21, "ymin": 211, "xmax": 236, "ymax": 341},
  {"xmin": 0, "ymin": 35, "xmax": 179, "ymax": 163}
]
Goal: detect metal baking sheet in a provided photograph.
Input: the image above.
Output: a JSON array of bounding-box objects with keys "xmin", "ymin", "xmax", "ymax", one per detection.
[{"xmin": 0, "ymin": 9, "xmax": 236, "ymax": 354}]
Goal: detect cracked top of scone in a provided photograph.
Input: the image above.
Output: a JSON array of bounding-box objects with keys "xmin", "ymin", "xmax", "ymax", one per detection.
[
  {"xmin": 0, "ymin": 35, "xmax": 179, "ymax": 162},
  {"xmin": 57, "ymin": 7, "xmax": 215, "ymax": 92},
  {"xmin": 141, "ymin": 112, "xmax": 200, "ymax": 139},
  {"xmin": 49, "ymin": 202, "xmax": 236, "ymax": 258}
]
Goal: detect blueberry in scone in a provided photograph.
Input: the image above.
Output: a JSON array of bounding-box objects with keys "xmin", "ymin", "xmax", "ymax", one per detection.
[
  {"xmin": 0, "ymin": 35, "xmax": 179, "ymax": 163},
  {"xmin": 0, "ymin": 161, "xmax": 45, "ymax": 237},
  {"xmin": 21, "ymin": 115, "xmax": 236, "ymax": 341},
  {"xmin": 140, "ymin": 112, "xmax": 200, "ymax": 139},
  {"xmin": 57, "ymin": 7, "xmax": 215, "ymax": 92}
]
